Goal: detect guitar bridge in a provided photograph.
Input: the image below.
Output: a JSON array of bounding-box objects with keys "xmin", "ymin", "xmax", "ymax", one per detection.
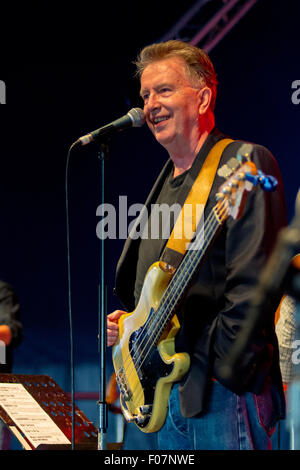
[{"xmin": 116, "ymin": 367, "xmax": 132, "ymax": 401}]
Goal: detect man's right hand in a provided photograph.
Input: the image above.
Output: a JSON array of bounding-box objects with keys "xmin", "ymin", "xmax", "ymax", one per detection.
[{"xmin": 107, "ymin": 310, "xmax": 126, "ymax": 347}]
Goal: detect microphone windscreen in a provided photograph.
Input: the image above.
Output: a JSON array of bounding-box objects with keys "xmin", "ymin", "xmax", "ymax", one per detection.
[{"xmin": 128, "ymin": 108, "xmax": 146, "ymax": 127}]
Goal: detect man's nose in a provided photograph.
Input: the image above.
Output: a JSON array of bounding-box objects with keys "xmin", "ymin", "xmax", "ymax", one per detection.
[{"xmin": 145, "ymin": 92, "xmax": 160, "ymax": 111}]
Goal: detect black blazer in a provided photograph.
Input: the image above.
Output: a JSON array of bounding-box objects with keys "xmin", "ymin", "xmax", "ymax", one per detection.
[{"xmin": 114, "ymin": 128, "xmax": 287, "ymax": 418}]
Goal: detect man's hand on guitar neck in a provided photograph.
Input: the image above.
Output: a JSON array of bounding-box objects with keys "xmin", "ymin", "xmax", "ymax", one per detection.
[{"xmin": 107, "ymin": 310, "xmax": 126, "ymax": 347}]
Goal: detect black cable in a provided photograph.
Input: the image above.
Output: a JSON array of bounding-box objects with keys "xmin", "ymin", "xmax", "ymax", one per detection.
[
  {"xmin": 65, "ymin": 140, "xmax": 79, "ymax": 450},
  {"xmin": 65, "ymin": 139, "xmax": 109, "ymax": 450}
]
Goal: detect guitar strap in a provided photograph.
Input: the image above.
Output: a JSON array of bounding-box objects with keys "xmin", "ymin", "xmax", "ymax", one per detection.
[{"xmin": 161, "ymin": 138, "xmax": 234, "ymax": 268}]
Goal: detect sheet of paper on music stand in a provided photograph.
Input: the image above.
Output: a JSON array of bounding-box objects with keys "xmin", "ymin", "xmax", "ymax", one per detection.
[{"xmin": 0, "ymin": 383, "xmax": 70, "ymax": 448}]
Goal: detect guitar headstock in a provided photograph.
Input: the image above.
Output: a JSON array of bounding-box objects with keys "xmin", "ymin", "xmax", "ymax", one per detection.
[{"xmin": 216, "ymin": 143, "xmax": 258, "ymax": 220}]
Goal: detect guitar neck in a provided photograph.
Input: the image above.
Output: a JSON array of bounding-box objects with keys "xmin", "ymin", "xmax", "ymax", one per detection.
[{"xmin": 154, "ymin": 201, "xmax": 229, "ymax": 340}]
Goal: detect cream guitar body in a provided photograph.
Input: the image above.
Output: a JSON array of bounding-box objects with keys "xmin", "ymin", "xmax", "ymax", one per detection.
[{"xmin": 112, "ymin": 261, "xmax": 190, "ymax": 433}]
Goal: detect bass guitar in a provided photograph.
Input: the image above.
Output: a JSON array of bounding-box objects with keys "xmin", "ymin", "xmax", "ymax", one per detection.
[{"xmin": 112, "ymin": 144, "xmax": 277, "ymax": 432}]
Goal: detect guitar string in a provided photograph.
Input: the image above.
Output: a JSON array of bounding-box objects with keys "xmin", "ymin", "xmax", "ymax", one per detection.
[
  {"xmin": 117, "ymin": 199, "xmax": 229, "ymax": 403},
  {"xmin": 124, "ymin": 201, "xmax": 229, "ymax": 407},
  {"xmin": 119, "ymin": 200, "xmax": 228, "ymax": 391},
  {"xmin": 130, "ymin": 202, "xmax": 228, "ymax": 376},
  {"xmin": 146, "ymin": 202, "xmax": 229, "ymax": 349}
]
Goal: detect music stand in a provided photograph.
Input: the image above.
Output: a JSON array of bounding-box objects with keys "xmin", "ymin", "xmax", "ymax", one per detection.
[{"xmin": 0, "ymin": 373, "xmax": 122, "ymax": 450}]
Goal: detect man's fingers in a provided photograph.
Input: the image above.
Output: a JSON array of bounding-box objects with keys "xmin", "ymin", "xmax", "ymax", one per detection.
[
  {"xmin": 107, "ymin": 310, "xmax": 126, "ymax": 347},
  {"xmin": 107, "ymin": 310, "xmax": 126, "ymax": 322},
  {"xmin": 107, "ymin": 320, "xmax": 119, "ymax": 330}
]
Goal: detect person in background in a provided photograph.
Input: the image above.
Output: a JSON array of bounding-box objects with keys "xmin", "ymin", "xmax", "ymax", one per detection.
[
  {"xmin": 273, "ymin": 293, "xmax": 297, "ymax": 449},
  {"xmin": 0, "ymin": 280, "xmax": 22, "ymax": 449}
]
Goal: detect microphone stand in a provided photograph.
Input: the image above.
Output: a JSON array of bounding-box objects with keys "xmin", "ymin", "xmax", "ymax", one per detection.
[
  {"xmin": 96, "ymin": 139, "xmax": 109, "ymax": 451},
  {"xmin": 71, "ymin": 123, "xmax": 136, "ymax": 449}
]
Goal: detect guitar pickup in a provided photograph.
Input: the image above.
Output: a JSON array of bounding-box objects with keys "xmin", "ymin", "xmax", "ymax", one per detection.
[{"xmin": 116, "ymin": 367, "xmax": 132, "ymax": 401}]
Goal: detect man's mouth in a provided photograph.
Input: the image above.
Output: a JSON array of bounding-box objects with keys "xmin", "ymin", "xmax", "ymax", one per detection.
[{"xmin": 152, "ymin": 116, "xmax": 170, "ymax": 126}]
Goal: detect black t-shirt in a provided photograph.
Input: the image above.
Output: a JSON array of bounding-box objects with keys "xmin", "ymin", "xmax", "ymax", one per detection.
[{"xmin": 134, "ymin": 167, "xmax": 189, "ymax": 306}]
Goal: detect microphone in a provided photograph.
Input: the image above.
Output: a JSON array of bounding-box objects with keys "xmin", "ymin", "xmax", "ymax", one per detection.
[{"xmin": 75, "ymin": 108, "xmax": 146, "ymax": 146}]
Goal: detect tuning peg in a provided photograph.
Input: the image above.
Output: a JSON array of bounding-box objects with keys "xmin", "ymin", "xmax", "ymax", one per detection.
[
  {"xmin": 236, "ymin": 143, "xmax": 254, "ymax": 162},
  {"xmin": 229, "ymin": 179, "xmax": 239, "ymax": 189},
  {"xmin": 216, "ymin": 192, "xmax": 225, "ymax": 201},
  {"xmin": 236, "ymin": 171, "xmax": 246, "ymax": 181},
  {"xmin": 217, "ymin": 164, "xmax": 233, "ymax": 178},
  {"xmin": 226, "ymin": 157, "xmax": 240, "ymax": 171},
  {"xmin": 222, "ymin": 186, "xmax": 233, "ymax": 195}
]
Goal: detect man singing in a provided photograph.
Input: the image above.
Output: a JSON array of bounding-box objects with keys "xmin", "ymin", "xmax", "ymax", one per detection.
[{"xmin": 107, "ymin": 40, "xmax": 286, "ymax": 450}]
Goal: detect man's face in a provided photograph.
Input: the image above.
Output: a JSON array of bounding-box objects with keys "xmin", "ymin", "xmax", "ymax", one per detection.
[{"xmin": 140, "ymin": 57, "xmax": 202, "ymax": 153}]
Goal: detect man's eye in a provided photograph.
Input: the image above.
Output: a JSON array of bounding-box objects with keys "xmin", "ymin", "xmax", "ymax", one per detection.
[{"xmin": 142, "ymin": 93, "xmax": 149, "ymax": 102}]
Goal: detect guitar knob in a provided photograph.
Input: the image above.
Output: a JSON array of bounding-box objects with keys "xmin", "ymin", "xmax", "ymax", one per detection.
[
  {"xmin": 139, "ymin": 405, "xmax": 152, "ymax": 415},
  {"xmin": 135, "ymin": 413, "xmax": 148, "ymax": 424}
]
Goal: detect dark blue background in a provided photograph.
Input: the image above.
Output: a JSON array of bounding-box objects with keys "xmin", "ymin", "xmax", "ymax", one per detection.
[{"xmin": 0, "ymin": 0, "xmax": 299, "ymax": 449}]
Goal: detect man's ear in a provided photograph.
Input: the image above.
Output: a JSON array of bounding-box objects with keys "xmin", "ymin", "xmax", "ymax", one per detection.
[{"xmin": 198, "ymin": 87, "xmax": 212, "ymax": 115}]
